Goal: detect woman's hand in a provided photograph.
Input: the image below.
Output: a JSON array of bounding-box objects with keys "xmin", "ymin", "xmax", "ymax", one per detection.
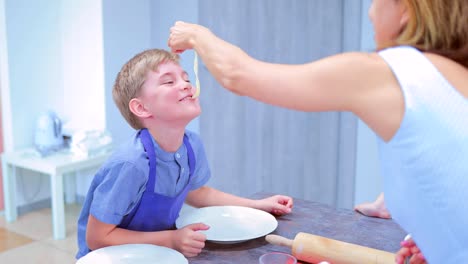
[
  {"xmin": 168, "ymin": 21, "xmax": 209, "ymax": 54},
  {"xmin": 354, "ymin": 193, "xmax": 391, "ymax": 219},
  {"xmin": 395, "ymin": 236, "xmax": 426, "ymax": 264}
]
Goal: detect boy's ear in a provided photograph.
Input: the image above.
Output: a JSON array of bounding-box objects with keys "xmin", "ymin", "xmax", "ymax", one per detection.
[{"xmin": 129, "ymin": 98, "xmax": 151, "ymax": 118}]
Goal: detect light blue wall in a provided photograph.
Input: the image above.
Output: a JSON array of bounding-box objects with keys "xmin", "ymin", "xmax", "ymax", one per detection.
[
  {"xmin": 3, "ymin": 0, "xmax": 66, "ymax": 206},
  {"xmin": 354, "ymin": 0, "xmax": 383, "ymax": 205},
  {"xmin": 3, "ymin": 0, "xmax": 107, "ymax": 206},
  {"xmin": 151, "ymin": 0, "xmax": 199, "ymax": 82},
  {"xmin": 100, "ymin": 0, "xmax": 381, "ymax": 207},
  {"xmin": 2, "ymin": 0, "xmax": 381, "ymax": 209},
  {"xmin": 4, "ymin": 0, "xmax": 106, "ymax": 148},
  {"xmin": 103, "ymin": 0, "xmax": 199, "ymax": 145},
  {"xmin": 197, "ymin": 0, "xmax": 361, "ymax": 209},
  {"xmin": 6, "ymin": 0, "xmax": 64, "ymax": 149},
  {"xmin": 2, "ymin": 0, "xmax": 202, "ymax": 204},
  {"xmin": 102, "ymin": 0, "xmax": 152, "ymax": 145},
  {"xmin": 81, "ymin": 0, "xmax": 199, "ymax": 198},
  {"xmin": 151, "ymin": 0, "xmax": 199, "ymax": 133}
]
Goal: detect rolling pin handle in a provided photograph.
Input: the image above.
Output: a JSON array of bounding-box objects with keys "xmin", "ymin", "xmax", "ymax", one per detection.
[{"xmin": 265, "ymin": 234, "xmax": 294, "ymax": 248}]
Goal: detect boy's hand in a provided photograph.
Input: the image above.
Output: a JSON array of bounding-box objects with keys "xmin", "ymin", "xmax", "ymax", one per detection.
[
  {"xmin": 172, "ymin": 223, "xmax": 210, "ymax": 257},
  {"xmin": 256, "ymin": 195, "xmax": 293, "ymax": 216}
]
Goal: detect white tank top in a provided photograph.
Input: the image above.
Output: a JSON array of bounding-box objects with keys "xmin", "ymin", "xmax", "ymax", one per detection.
[{"xmin": 377, "ymin": 46, "xmax": 468, "ymax": 263}]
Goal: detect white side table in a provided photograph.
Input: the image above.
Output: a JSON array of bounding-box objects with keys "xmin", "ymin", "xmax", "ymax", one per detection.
[{"xmin": 1, "ymin": 148, "xmax": 111, "ymax": 239}]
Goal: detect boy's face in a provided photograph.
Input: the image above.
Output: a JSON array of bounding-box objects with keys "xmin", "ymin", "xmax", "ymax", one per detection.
[{"xmin": 139, "ymin": 61, "xmax": 201, "ymax": 124}]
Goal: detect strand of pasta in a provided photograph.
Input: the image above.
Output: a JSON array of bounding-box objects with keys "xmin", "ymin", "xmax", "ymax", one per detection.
[{"xmin": 192, "ymin": 52, "xmax": 200, "ymax": 98}]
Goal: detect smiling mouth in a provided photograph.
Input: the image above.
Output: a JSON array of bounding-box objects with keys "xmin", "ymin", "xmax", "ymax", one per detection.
[{"xmin": 179, "ymin": 95, "xmax": 194, "ymax": 101}]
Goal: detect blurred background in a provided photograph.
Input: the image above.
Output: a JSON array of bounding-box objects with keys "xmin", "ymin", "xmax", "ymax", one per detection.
[{"xmin": 0, "ymin": 0, "xmax": 381, "ymax": 216}]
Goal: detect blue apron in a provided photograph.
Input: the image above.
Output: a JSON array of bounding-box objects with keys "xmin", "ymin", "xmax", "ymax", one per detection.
[{"xmin": 118, "ymin": 128, "xmax": 196, "ymax": 231}]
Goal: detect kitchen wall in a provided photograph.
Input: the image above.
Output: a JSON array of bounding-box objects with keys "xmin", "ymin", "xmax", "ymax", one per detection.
[
  {"xmin": 0, "ymin": 0, "xmax": 200, "ymax": 208},
  {"xmin": 0, "ymin": 72, "xmax": 3, "ymax": 211},
  {"xmin": 1, "ymin": 0, "xmax": 105, "ymax": 208},
  {"xmin": 103, "ymin": 0, "xmax": 383, "ymax": 207},
  {"xmin": 0, "ymin": 1, "xmax": 7, "ymax": 211},
  {"xmin": 102, "ymin": 0, "xmax": 199, "ymax": 146},
  {"xmin": 354, "ymin": 0, "xmax": 383, "ymax": 205},
  {"xmin": 198, "ymin": 0, "xmax": 360, "ymax": 209},
  {"xmin": 0, "ymin": 0, "xmax": 11, "ymax": 154},
  {"xmin": 0, "ymin": 0, "xmax": 382, "ymax": 212}
]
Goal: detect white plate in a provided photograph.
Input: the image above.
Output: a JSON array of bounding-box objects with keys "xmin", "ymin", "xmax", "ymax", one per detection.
[
  {"xmin": 76, "ymin": 244, "xmax": 188, "ymax": 264},
  {"xmin": 176, "ymin": 206, "xmax": 278, "ymax": 244}
]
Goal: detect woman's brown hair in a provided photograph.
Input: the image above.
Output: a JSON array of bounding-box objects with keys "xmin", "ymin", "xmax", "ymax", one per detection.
[{"xmin": 387, "ymin": 0, "xmax": 468, "ymax": 67}]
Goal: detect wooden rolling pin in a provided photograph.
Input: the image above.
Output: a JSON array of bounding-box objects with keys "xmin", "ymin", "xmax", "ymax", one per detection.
[{"xmin": 266, "ymin": 233, "xmax": 395, "ymax": 264}]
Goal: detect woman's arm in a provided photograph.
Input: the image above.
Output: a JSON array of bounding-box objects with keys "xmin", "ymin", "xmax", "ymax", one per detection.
[{"xmin": 168, "ymin": 22, "xmax": 404, "ymax": 141}]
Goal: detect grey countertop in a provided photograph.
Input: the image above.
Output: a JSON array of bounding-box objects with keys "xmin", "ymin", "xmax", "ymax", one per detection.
[{"xmin": 189, "ymin": 192, "xmax": 406, "ymax": 264}]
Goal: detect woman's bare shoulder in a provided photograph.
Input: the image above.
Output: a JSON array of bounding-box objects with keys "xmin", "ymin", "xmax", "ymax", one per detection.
[{"xmin": 424, "ymin": 52, "xmax": 468, "ymax": 98}]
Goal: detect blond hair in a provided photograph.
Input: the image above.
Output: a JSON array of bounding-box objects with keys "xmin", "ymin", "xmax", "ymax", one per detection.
[
  {"xmin": 113, "ymin": 49, "xmax": 180, "ymax": 129},
  {"xmin": 382, "ymin": 0, "xmax": 468, "ymax": 67}
]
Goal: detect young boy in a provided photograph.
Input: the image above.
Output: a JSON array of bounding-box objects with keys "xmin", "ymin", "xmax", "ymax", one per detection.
[{"xmin": 76, "ymin": 49, "xmax": 293, "ymax": 259}]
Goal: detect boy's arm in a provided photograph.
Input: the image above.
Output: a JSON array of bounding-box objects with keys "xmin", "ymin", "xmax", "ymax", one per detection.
[
  {"xmin": 186, "ymin": 186, "xmax": 292, "ymax": 215},
  {"xmin": 186, "ymin": 186, "xmax": 257, "ymax": 208},
  {"xmin": 86, "ymin": 215, "xmax": 208, "ymax": 257},
  {"xmin": 86, "ymin": 215, "xmax": 173, "ymax": 249}
]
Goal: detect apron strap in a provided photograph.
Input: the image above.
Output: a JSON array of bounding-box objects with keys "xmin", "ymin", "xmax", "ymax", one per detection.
[
  {"xmin": 140, "ymin": 129, "xmax": 157, "ymax": 192},
  {"xmin": 141, "ymin": 129, "xmax": 196, "ymax": 191},
  {"xmin": 119, "ymin": 129, "xmax": 197, "ymax": 230},
  {"xmin": 183, "ymin": 134, "xmax": 196, "ymax": 178}
]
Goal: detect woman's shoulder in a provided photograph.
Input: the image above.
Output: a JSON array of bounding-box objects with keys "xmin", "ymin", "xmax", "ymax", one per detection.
[
  {"xmin": 378, "ymin": 45, "xmax": 467, "ymax": 73},
  {"xmin": 376, "ymin": 45, "xmax": 422, "ymax": 59},
  {"xmin": 375, "ymin": 45, "xmax": 467, "ymax": 98},
  {"xmin": 424, "ymin": 51, "xmax": 468, "ymax": 73},
  {"xmin": 424, "ymin": 52, "xmax": 468, "ymax": 99}
]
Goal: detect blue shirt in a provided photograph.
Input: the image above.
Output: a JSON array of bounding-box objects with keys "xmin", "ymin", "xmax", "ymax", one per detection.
[{"xmin": 76, "ymin": 130, "xmax": 210, "ymax": 259}]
